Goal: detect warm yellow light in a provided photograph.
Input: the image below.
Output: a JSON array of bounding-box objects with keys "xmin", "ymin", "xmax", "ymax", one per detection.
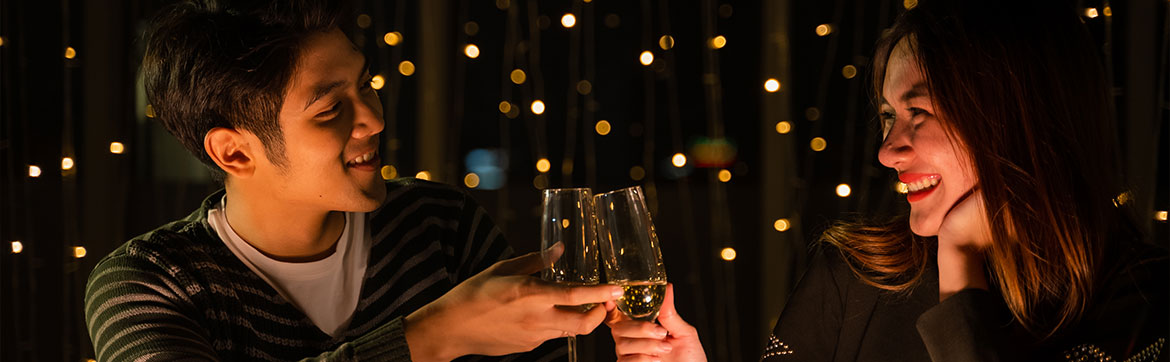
[
  {"xmin": 65, "ymin": 46, "xmax": 77, "ymax": 59},
  {"xmin": 639, "ymin": 51, "xmax": 654, "ymax": 66},
  {"xmin": 630, "ymin": 166, "xmax": 645, "ymax": 181},
  {"xmin": 531, "ymin": 100, "xmax": 546, "ymax": 115},
  {"xmin": 1113, "ymin": 191, "xmax": 1133, "ymax": 207},
  {"xmin": 896, "ymin": 182, "xmax": 909, "ymax": 194},
  {"xmin": 28, "ymin": 165, "xmax": 41, "ymax": 177},
  {"xmin": 595, "ymin": 120, "xmax": 611, "ymax": 135},
  {"xmin": 810, "ymin": 137, "xmax": 827, "ymax": 151},
  {"xmin": 671, "ymin": 153, "xmax": 687, "ymax": 167},
  {"xmin": 775, "ymin": 121, "xmax": 792, "ymax": 134},
  {"xmin": 109, "ymin": 142, "xmax": 125, "ymax": 154},
  {"xmin": 510, "ymin": 69, "xmax": 527, "ymax": 84},
  {"xmin": 718, "ymin": 169, "xmax": 732, "ymax": 182},
  {"xmin": 384, "ymin": 32, "xmax": 403, "ymax": 46},
  {"xmin": 464, "ymin": 173, "xmax": 481, "ymax": 188},
  {"xmin": 536, "ymin": 158, "xmax": 551, "ymax": 173},
  {"xmin": 903, "ymin": 0, "xmax": 918, "ymax": 10},
  {"xmin": 73, "ymin": 246, "xmax": 87, "ymax": 259},
  {"xmin": 496, "ymin": 0, "xmax": 509, "ymax": 10},
  {"xmin": 773, "ymin": 218, "xmax": 790, "ymax": 232},
  {"xmin": 415, "ymin": 171, "xmax": 431, "ymax": 180},
  {"xmin": 533, "ymin": 174, "xmax": 549, "ymax": 189},
  {"xmin": 145, "ymin": 104, "xmax": 156, "ymax": 118},
  {"xmin": 720, "ymin": 247, "xmax": 737, "ymax": 261},
  {"xmin": 0, "ymin": 36, "xmax": 5, "ymax": 47},
  {"xmin": 764, "ymin": 79, "xmax": 781, "ymax": 92},
  {"xmin": 464, "ymin": 44, "xmax": 480, "ymax": 59},
  {"xmin": 356, "ymin": 14, "xmax": 372, "ymax": 29},
  {"xmin": 498, "ymin": 101, "xmax": 512, "ymax": 114},
  {"xmin": 398, "ymin": 61, "xmax": 416, "ymax": 76},
  {"xmin": 465, "ymin": 21, "xmax": 480, "ymax": 36},
  {"xmin": 561, "ymin": 13, "xmax": 577, "ymax": 28},
  {"xmin": 1084, "ymin": 8, "xmax": 1099, "ymax": 18},
  {"xmin": 815, "ymin": 24, "xmax": 832, "ymax": 37},
  {"xmin": 381, "ymin": 165, "xmax": 398, "ymax": 180},
  {"xmin": 62, "ymin": 157, "xmax": 75, "ymax": 170},
  {"xmin": 1156, "ymin": 211, "xmax": 1168, "ymax": 222},
  {"xmin": 842, "ymin": 65, "xmax": 857, "ymax": 79},
  {"xmin": 576, "ymin": 80, "xmax": 592, "ymax": 95},
  {"xmin": 806, "ymin": 107, "xmax": 821, "ymax": 121},
  {"xmin": 836, "ymin": 184, "xmax": 852, "ymax": 197},
  {"xmin": 710, "ymin": 35, "xmax": 727, "ymax": 49},
  {"xmin": 1103, "ymin": 6, "xmax": 1112, "ymax": 17},
  {"xmin": 659, "ymin": 35, "xmax": 675, "ymax": 50},
  {"xmin": 370, "ymin": 75, "xmax": 386, "ymax": 90},
  {"xmin": 10, "ymin": 241, "xmax": 22, "ymax": 254}
]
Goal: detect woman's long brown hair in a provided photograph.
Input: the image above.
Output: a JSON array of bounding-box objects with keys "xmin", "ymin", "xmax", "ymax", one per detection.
[{"xmin": 825, "ymin": 1, "xmax": 1141, "ymax": 339}]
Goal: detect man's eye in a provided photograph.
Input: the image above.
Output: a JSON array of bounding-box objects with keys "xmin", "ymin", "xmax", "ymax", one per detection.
[{"xmin": 319, "ymin": 102, "xmax": 341, "ymax": 118}]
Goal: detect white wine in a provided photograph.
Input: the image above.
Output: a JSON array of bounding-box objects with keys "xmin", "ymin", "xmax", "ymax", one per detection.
[
  {"xmin": 552, "ymin": 281, "xmax": 600, "ymax": 313},
  {"xmin": 616, "ymin": 281, "xmax": 667, "ymax": 321}
]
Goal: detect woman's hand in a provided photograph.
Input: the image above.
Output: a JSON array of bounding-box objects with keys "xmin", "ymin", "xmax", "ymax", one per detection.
[
  {"xmin": 936, "ymin": 187, "xmax": 993, "ymax": 301},
  {"xmin": 606, "ymin": 284, "xmax": 707, "ymax": 362}
]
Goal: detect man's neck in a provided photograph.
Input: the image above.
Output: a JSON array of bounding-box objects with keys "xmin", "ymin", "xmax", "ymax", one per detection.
[{"xmin": 223, "ymin": 186, "xmax": 346, "ymax": 263}]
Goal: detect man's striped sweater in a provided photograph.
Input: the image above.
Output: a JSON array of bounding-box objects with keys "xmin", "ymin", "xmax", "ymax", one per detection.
[{"xmin": 84, "ymin": 179, "xmax": 565, "ymax": 361}]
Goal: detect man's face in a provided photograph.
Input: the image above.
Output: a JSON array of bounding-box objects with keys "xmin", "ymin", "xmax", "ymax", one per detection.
[{"xmin": 252, "ymin": 28, "xmax": 387, "ymax": 212}]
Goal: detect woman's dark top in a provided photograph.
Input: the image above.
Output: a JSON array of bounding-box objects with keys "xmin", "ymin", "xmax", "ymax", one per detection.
[{"xmin": 762, "ymin": 240, "xmax": 1168, "ymax": 361}]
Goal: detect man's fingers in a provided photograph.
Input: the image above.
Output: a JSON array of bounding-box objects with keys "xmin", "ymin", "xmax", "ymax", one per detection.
[
  {"xmin": 541, "ymin": 303, "xmax": 608, "ymax": 336},
  {"xmin": 539, "ymin": 283, "xmax": 623, "ymax": 306},
  {"xmin": 491, "ymin": 251, "xmax": 547, "ymax": 276},
  {"xmin": 656, "ymin": 284, "xmax": 696, "ymax": 337}
]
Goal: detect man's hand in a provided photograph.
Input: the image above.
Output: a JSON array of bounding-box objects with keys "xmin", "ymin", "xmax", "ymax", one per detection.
[
  {"xmin": 606, "ymin": 284, "xmax": 706, "ymax": 362},
  {"xmin": 404, "ymin": 250, "xmax": 623, "ymax": 361},
  {"xmin": 936, "ymin": 187, "xmax": 992, "ymax": 301}
]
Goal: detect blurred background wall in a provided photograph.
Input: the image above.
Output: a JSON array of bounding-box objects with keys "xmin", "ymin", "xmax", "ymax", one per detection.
[{"xmin": 1, "ymin": 0, "xmax": 1166, "ymax": 361}]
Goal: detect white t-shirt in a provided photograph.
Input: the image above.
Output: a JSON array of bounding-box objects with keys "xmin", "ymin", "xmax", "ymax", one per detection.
[{"xmin": 207, "ymin": 197, "xmax": 370, "ymax": 337}]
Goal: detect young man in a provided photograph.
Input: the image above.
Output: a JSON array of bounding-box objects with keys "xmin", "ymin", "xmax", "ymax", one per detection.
[{"xmin": 83, "ymin": 1, "xmax": 620, "ymax": 360}]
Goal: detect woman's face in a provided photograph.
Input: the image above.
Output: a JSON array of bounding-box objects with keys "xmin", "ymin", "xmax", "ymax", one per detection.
[{"xmin": 878, "ymin": 38, "xmax": 978, "ymax": 237}]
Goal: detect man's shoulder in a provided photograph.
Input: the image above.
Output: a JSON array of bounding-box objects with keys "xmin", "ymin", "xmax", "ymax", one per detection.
[{"xmin": 92, "ymin": 214, "xmax": 223, "ymax": 281}]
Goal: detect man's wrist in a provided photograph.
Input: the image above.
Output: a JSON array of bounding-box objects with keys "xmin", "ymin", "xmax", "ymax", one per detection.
[{"xmin": 404, "ymin": 304, "xmax": 461, "ymax": 362}]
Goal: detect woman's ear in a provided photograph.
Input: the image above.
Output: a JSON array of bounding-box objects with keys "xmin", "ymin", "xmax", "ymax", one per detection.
[{"xmin": 204, "ymin": 127, "xmax": 257, "ymax": 179}]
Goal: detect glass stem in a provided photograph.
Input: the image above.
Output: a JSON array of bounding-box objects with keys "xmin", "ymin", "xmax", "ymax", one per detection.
[{"xmin": 567, "ymin": 335, "xmax": 578, "ymax": 362}]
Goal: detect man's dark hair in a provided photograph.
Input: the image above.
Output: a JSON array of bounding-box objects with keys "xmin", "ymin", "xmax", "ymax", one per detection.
[{"xmin": 142, "ymin": 0, "xmax": 351, "ymax": 182}]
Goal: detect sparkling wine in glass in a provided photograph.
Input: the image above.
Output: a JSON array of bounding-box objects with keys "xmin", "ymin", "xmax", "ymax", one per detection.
[
  {"xmin": 595, "ymin": 186, "xmax": 668, "ymax": 322},
  {"xmin": 539, "ymin": 188, "xmax": 599, "ymax": 362}
]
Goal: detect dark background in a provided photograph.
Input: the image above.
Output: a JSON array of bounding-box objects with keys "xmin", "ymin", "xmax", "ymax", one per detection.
[{"xmin": 2, "ymin": 0, "xmax": 1166, "ymax": 361}]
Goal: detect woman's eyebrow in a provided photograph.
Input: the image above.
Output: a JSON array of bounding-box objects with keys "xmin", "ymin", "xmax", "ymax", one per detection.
[{"xmin": 899, "ymin": 82, "xmax": 929, "ymax": 104}]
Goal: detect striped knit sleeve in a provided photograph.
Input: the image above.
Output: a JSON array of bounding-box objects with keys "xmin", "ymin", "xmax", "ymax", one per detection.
[{"xmin": 85, "ymin": 251, "xmax": 218, "ymax": 362}]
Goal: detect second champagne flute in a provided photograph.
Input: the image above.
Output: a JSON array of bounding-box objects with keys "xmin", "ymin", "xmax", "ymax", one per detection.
[
  {"xmin": 595, "ymin": 186, "xmax": 668, "ymax": 322},
  {"xmin": 540, "ymin": 188, "xmax": 599, "ymax": 362}
]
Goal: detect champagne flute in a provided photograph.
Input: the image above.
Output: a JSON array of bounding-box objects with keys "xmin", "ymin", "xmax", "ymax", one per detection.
[
  {"xmin": 540, "ymin": 188, "xmax": 599, "ymax": 362},
  {"xmin": 595, "ymin": 186, "xmax": 668, "ymax": 322}
]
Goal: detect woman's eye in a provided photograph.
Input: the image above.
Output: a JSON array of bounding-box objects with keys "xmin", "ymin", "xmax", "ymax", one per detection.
[
  {"xmin": 880, "ymin": 111, "xmax": 896, "ymax": 138},
  {"xmin": 908, "ymin": 107, "xmax": 928, "ymax": 117}
]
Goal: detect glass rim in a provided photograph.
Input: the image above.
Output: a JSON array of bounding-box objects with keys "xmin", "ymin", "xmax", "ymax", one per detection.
[
  {"xmin": 542, "ymin": 187, "xmax": 593, "ymax": 192},
  {"xmin": 594, "ymin": 185, "xmax": 642, "ymax": 197}
]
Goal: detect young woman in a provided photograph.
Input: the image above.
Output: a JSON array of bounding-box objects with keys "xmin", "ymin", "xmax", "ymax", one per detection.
[{"xmin": 607, "ymin": 1, "xmax": 1168, "ymax": 361}]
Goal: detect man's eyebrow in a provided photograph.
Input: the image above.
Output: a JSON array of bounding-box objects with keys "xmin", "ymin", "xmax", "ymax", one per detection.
[
  {"xmin": 899, "ymin": 82, "xmax": 929, "ymax": 104},
  {"xmin": 304, "ymin": 80, "xmax": 345, "ymax": 111}
]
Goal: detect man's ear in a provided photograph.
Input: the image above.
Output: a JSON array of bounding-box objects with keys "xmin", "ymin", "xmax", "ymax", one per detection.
[{"xmin": 204, "ymin": 127, "xmax": 257, "ymax": 179}]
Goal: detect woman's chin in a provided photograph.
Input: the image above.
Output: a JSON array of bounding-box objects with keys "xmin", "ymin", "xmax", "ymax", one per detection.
[{"xmin": 908, "ymin": 213, "xmax": 941, "ymax": 237}]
